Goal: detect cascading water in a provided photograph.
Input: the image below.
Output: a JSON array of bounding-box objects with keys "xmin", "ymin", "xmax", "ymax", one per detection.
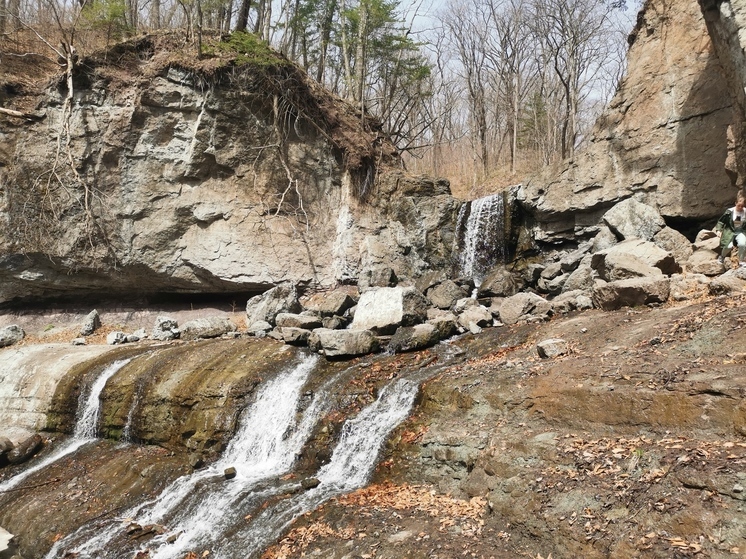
[
  {"xmin": 456, "ymin": 192, "xmax": 509, "ymax": 286},
  {"xmin": 0, "ymin": 359, "xmax": 132, "ymax": 493},
  {"xmin": 48, "ymin": 354, "xmax": 321, "ymax": 559},
  {"xmin": 218, "ymin": 377, "xmax": 420, "ymax": 559}
]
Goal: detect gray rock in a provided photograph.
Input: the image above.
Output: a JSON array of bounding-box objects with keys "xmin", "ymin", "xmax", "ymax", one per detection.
[
  {"xmin": 71, "ymin": 337, "xmax": 87, "ymax": 346},
  {"xmin": 592, "ymin": 251, "xmax": 664, "ymax": 282},
  {"xmin": 537, "ymin": 338, "xmax": 570, "ymax": 358},
  {"xmin": 246, "ymin": 283, "xmax": 302, "ymax": 327},
  {"xmin": 537, "ymin": 273, "xmax": 568, "ymax": 295},
  {"xmin": 687, "ymin": 250, "xmax": 725, "ymax": 276},
  {"xmin": 79, "ymin": 309, "xmax": 101, "ymax": 336},
  {"xmin": 152, "ymin": 316, "xmax": 180, "ymax": 341},
  {"xmin": 279, "ymin": 327, "xmax": 311, "ymax": 346},
  {"xmin": 180, "ymin": 316, "xmax": 237, "ymax": 340},
  {"xmin": 275, "ymin": 313, "xmax": 323, "ymax": 330},
  {"xmin": 301, "ymin": 477, "xmax": 321, "ymax": 490},
  {"xmin": 591, "ymin": 225, "xmax": 619, "ymax": 252},
  {"xmin": 540, "ymin": 262, "xmax": 563, "ymax": 280},
  {"xmin": 321, "ymin": 316, "xmax": 347, "ymax": 330},
  {"xmin": 107, "ymin": 331, "xmax": 126, "ymax": 345},
  {"xmin": 695, "ymin": 229, "xmax": 718, "ymax": 242},
  {"xmin": 427, "ymin": 315, "xmax": 459, "ymax": 339},
  {"xmin": 560, "ymin": 248, "xmax": 590, "ymax": 273},
  {"xmin": 7, "ymin": 433, "xmax": 43, "ymax": 465},
  {"xmin": 693, "ymin": 235, "xmax": 720, "ymax": 252},
  {"xmin": 247, "ymin": 320, "xmax": 272, "ymax": 336},
  {"xmin": 498, "ymin": 292, "xmax": 552, "ymax": 325},
  {"xmin": 594, "ymin": 238, "xmax": 679, "ymax": 275},
  {"xmin": 561, "ymin": 256, "xmax": 596, "ymax": 293},
  {"xmin": 551, "ymin": 290, "xmax": 588, "ymax": 314},
  {"xmin": 453, "ymin": 297, "xmax": 479, "ymax": 314},
  {"xmin": 360, "ymin": 266, "xmax": 398, "ymax": 290},
  {"xmin": 478, "ymin": 266, "xmax": 523, "ymax": 297},
  {"xmin": 592, "ymin": 277, "xmax": 670, "ymax": 310},
  {"xmin": 457, "ymin": 304, "xmax": 494, "ymax": 331},
  {"xmin": 0, "ymin": 437, "xmax": 13, "ymax": 454},
  {"xmin": 427, "ymin": 280, "xmax": 467, "ymax": 309},
  {"xmin": 224, "ymin": 467, "xmax": 237, "ymax": 480},
  {"xmin": 0, "ymin": 325, "xmax": 24, "ymax": 348},
  {"xmin": 388, "ymin": 323, "xmax": 441, "ymax": 353},
  {"xmin": 603, "ymin": 198, "xmax": 666, "ymax": 241},
  {"xmin": 709, "ymin": 275, "xmax": 745, "ymax": 295},
  {"xmin": 653, "ymin": 227, "xmax": 693, "ymax": 267},
  {"xmin": 415, "ymin": 270, "xmax": 449, "ymax": 294},
  {"xmin": 670, "ymin": 273, "xmax": 710, "ymax": 301},
  {"xmin": 308, "ymin": 328, "xmax": 379, "ymax": 358},
  {"xmin": 302, "ymin": 291, "xmax": 356, "ymax": 317},
  {"xmin": 576, "ymin": 295, "xmax": 593, "ymax": 310},
  {"xmin": 351, "ymin": 286, "xmax": 429, "ymax": 334}
]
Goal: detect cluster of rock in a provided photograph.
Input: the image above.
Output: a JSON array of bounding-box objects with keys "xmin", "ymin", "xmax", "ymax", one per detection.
[
  {"xmin": 0, "ymin": 433, "xmax": 43, "ymax": 469},
  {"xmin": 482, "ymin": 198, "xmax": 745, "ymax": 312}
]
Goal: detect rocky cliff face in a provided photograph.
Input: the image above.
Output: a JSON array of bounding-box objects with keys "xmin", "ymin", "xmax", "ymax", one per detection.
[
  {"xmin": 519, "ymin": 0, "xmax": 736, "ymax": 244},
  {"xmin": 0, "ymin": 37, "xmax": 459, "ymax": 304}
]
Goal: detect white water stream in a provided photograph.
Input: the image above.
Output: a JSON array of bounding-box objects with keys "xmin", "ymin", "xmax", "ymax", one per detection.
[
  {"xmin": 45, "ymin": 357, "xmax": 420, "ymax": 559},
  {"xmin": 457, "ymin": 193, "xmax": 507, "ymax": 285},
  {"xmin": 217, "ymin": 377, "xmax": 420, "ymax": 559},
  {"xmin": 0, "ymin": 359, "xmax": 132, "ymax": 493},
  {"xmin": 49, "ymin": 354, "xmax": 321, "ymax": 559}
]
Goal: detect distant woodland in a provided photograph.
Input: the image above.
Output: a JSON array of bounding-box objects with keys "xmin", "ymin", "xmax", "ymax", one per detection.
[{"xmin": 0, "ymin": 0, "xmax": 641, "ymax": 197}]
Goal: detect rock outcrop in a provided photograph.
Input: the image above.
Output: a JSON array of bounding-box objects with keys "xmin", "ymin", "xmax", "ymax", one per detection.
[
  {"xmin": 518, "ymin": 0, "xmax": 735, "ymax": 243},
  {"xmin": 0, "ymin": 36, "xmax": 459, "ymax": 304}
]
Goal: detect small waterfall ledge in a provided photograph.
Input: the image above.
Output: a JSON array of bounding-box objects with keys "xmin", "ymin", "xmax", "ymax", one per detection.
[{"xmin": 455, "ymin": 189, "xmax": 517, "ymax": 286}]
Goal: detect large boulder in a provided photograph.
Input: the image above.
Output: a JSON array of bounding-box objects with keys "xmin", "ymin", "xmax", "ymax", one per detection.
[
  {"xmin": 561, "ymin": 255, "xmax": 595, "ymax": 293},
  {"xmin": 687, "ymin": 250, "xmax": 724, "ymax": 276},
  {"xmin": 246, "ymin": 283, "xmax": 302, "ymax": 327},
  {"xmin": 152, "ymin": 316, "xmax": 180, "ymax": 341},
  {"xmin": 602, "ymin": 199, "xmax": 666, "ymax": 241},
  {"xmin": 308, "ymin": 329, "xmax": 379, "ymax": 358},
  {"xmin": 427, "ymin": 280, "xmax": 467, "ymax": 309},
  {"xmin": 457, "ymin": 304, "xmax": 494, "ymax": 332},
  {"xmin": 180, "ymin": 317, "xmax": 237, "ymax": 340},
  {"xmin": 388, "ymin": 324, "xmax": 441, "ymax": 353},
  {"xmin": 79, "ymin": 309, "xmax": 101, "ymax": 336},
  {"xmin": 351, "ymin": 286, "xmax": 429, "ymax": 334},
  {"xmin": 592, "ymin": 277, "xmax": 671, "ymax": 310},
  {"xmin": 653, "ymin": 227, "xmax": 694, "ymax": 267},
  {"xmin": 592, "ymin": 251, "xmax": 664, "ymax": 282},
  {"xmin": 592, "ymin": 239, "xmax": 680, "ymax": 276},
  {"xmin": 275, "ymin": 313, "xmax": 323, "ymax": 330},
  {"xmin": 478, "ymin": 266, "xmax": 523, "ymax": 297},
  {"xmin": 498, "ymin": 293, "xmax": 553, "ymax": 325},
  {"xmin": 7, "ymin": 433, "xmax": 43, "ymax": 465},
  {"xmin": 0, "ymin": 325, "xmax": 24, "ymax": 348},
  {"xmin": 302, "ymin": 290, "xmax": 356, "ymax": 317}
]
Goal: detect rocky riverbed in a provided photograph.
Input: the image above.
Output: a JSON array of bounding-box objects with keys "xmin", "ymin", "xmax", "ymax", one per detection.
[{"xmin": 1, "ymin": 290, "xmax": 746, "ymax": 558}]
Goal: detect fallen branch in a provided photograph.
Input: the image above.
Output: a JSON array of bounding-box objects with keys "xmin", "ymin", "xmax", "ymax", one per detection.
[
  {"xmin": 0, "ymin": 477, "xmax": 61, "ymax": 493},
  {"xmin": 0, "ymin": 107, "xmax": 45, "ymax": 121}
]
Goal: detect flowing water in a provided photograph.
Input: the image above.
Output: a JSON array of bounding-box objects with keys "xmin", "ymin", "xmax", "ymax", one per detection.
[
  {"xmin": 47, "ymin": 354, "xmax": 321, "ymax": 559},
  {"xmin": 456, "ymin": 192, "xmax": 508, "ymax": 285},
  {"xmin": 218, "ymin": 377, "xmax": 420, "ymax": 559},
  {"xmin": 0, "ymin": 358, "xmax": 132, "ymax": 493},
  {"xmin": 45, "ymin": 357, "xmax": 421, "ymax": 559}
]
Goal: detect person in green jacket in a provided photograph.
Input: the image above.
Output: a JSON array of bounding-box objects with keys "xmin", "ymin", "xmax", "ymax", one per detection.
[{"xmin": 716, "ymin": 192, "xmax": 746, "ymax": 268}]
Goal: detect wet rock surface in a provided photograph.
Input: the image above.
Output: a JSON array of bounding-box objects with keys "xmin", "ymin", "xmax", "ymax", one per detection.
[{"xmin": 261, "ymin": 294, "xmax": 746, "ymax": 559}]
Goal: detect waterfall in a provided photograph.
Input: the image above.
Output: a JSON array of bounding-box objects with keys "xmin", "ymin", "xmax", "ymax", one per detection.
[
  {"xmin": 45, "ymin": 360, "xmax": 419, "ymax": 559},
  {"xmin": 49, "ymin": 354, "xmax": 321, "ymax": 559},
  {"xmin": 218, "ymin": 377, "xmax": 420, "ymax": 559},
  {"xmin": 456, "ymin": 192, "xmax": 509, "ymax": 285},
  {"xmin": 0, "ymin": 359, "xmax": 132, "ymax": 493}
]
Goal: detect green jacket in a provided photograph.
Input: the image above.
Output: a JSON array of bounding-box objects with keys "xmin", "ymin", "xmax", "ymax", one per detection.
[{"xmin": 715, "ymin": 207, "xmax": 746, "ymax": 249}]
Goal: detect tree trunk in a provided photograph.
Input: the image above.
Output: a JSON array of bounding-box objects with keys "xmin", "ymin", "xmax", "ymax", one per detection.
[
  {"xmin": 151, "ymin": 0, "xmax": 161, "ymax": 29},
  {"xmin": 355, "ymin": 0, "xmax": 368, "ymax": 107},
  {"xmin": 315, "ymin": 0, "xmax": 336, "ymax": 83},
  {"xmin": 236, "ymin": 0, "xmax": 249, "ymax": 31}
]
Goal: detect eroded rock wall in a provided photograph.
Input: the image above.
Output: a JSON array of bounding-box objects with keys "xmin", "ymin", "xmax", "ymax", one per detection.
[
  {"xmin": 699, "ymin": 0, "xmax": 746, "ymax": 189},
  {"xmin": 0, "ymin": 43, "xmax": 459, "ymax": 303},
  {"xmin": 519, "ymin": 0, "xmax": 736, "ymax": 243}
]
